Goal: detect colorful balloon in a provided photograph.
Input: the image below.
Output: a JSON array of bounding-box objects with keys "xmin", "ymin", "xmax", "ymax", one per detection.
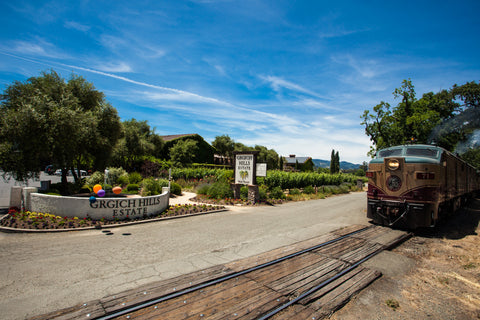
[
  {"xmin": 97, "ymin": 189, "xmax": 106, "ymax": 197},
  {"xmin": 93, "ymin": 184, "xmax": 102, "ymax": 194},
  {"xmin": 113, "ymin": 186, "xmax": 122, "ymax": 194},
  {"xmin": 89, "ymin": 196, "xmax": 97, "ymax": 204}
]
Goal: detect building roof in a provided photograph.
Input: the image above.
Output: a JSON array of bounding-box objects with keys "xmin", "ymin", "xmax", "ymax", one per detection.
[
  {"xmin": 284, "ymin": 155, "xmax": 311, "ymax": 165},
  {"xmin": 161, "ymin": 134, "xmax": 197, "ymax": 142}
]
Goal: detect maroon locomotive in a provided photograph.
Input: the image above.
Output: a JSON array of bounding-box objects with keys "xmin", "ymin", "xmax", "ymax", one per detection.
[{"xmin": 366, "ymin": 144, "xmax": 480, "ymax": 229}]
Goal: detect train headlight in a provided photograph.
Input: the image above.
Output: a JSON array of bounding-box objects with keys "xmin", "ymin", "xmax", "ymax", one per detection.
[{"xmin": 387, "ymin": 159, "xmax": 400, "ymax": 170}]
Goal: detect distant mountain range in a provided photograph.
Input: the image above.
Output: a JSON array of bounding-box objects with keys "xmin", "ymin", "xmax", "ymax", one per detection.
[{"xmin": 312, "ymin": 159, "xmax": 362, "ymax": 170}]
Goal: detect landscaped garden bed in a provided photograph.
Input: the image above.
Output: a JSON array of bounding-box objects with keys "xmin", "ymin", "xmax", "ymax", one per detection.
[{"xmin": 0, "ymin": 203, "xmax": 225, "ymax": 231}]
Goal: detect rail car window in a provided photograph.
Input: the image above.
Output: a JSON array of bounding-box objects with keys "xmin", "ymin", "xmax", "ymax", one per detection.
[
  {"xmin": 406, "ymin": 148, "xmax": 438, "ymax": 158},
  {"xmin": 378, "ymin": 148, "xmax": 402, "ymax": 158}
]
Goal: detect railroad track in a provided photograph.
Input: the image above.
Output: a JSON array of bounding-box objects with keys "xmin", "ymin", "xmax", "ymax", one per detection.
[{"xmin": 31, "ymin": 225, "xmax": 411, "ymax": 320}]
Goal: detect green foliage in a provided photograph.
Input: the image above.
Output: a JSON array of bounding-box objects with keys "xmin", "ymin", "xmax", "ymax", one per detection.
[
  {"xmin": 259, "ymin": 185, "xmax": 268, "ymax": 201},
  {"xmin": 289, "ymin": 188, "xmax": 301, "ymax": 195},
  {"xmin": 240, "ymin": 185, "xmax": 249, "ymax": 200},
  {"xmin": 203, "ymin": 181, "xmax": 233, "ymax": 199},
  {"xmin": 196, "ymin": 183, "xmax": 211, "ymax": 195},
  {"xmin": 128, "ymin": 172, "xmax": 143, "ymax": 184},
  {"xmin": 111, "ymin": 119, "xmax": 164, "ymax": 170},
  {"xmin": 0, "ymin": 70, "xmax": 121, "ymax": 186},
  {"xmin": 170, "ymin": 139, "xmax": 199, "ymax": 167},
  {"xmin": 264, "ymin": 170, "xmax": 357, "ymax": 190},
  {"xmin": 212, "ymin": 135, "xmax": 235, "ymax": 159},
  {"xmin": 170, "ymin": 182, "xmax": 182, "ymax": 196},
  {"xmin": 330, "ymin": 150, "xmax": 340, "ymax": 173},
  {"xmin": 106, "ymin": 167, "xmax": 128, "ymax": 186},
  {"xmin": 461, "ymin": 148, "xmax": 480, "ymax": 170},
  {"xmin": 172, "ymin": 167, "xmax": 233, "ymax": 182},
  {"xmin": 126, "ymin": 184, "xmax": 139, "ymax": 192},
  {"xmin": 361, "ymin": 80, "xmax": 480, "ymax": 155},
  {"xmin": 80, "ymin": 184, "xmax": 92, "ymax": 194},
  {"xmin": 86, "ymin": 171, "xmax": 104, "ymax": 185},
  {"xmin": 116, "ymin": 175, "xmax": 129, "ymax": 186},
  {"xmin": 140, "ymin": 178, "xmax": 168, "ymax": 196},
  {"xmin": 163, "ymin": 134, "xmax": 215, "ymax": 164},
  {"xmin": 269, "ymin": 186, "xmax": 286, "ymax": 199},
  {"xmin": 303, "ymin": 185, "xmax": 315, "ymax": 194}
]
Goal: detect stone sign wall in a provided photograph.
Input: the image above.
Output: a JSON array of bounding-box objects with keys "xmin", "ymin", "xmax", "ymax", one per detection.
[{"xmin": 25, "ymin": 188, "xmax": 169, "ymax": 221}]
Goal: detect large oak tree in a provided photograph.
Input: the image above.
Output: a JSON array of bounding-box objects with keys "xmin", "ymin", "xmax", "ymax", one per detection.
[{"xmin": 0, "ymin": 70, "xmax": 121, "ymax": 190}]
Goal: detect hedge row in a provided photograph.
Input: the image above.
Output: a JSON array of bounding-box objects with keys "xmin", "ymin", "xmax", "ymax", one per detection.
[
  {"xmin": 172, "ymin": 168, "xmax": 362, "ymax": 190},
  {"xmin": 263, "ymin": 170, "xmax": 359, "ymax": 189}
]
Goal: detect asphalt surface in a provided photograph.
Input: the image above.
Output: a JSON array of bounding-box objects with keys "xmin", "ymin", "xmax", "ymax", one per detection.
[{"xmin": 0, "ymin": 192, "xmax": 369, "ymax": 320}]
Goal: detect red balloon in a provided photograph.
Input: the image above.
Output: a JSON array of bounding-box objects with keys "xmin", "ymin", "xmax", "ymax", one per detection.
[{"xmin": 113, "ymin": 186, "xmax": 122, "ymax": 194}]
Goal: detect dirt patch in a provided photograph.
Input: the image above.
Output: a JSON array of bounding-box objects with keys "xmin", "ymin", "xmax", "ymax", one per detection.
[{"xmin": 331, "ymin": 198, "xmax": 480, "ymax": 320}]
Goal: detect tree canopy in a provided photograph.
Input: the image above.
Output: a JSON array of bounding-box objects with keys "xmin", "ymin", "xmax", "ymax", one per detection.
[
  {"xmin": 0, "ymin": 70, "xmax": 121, "ymax": 185},
  {"xmin": 361, "ymin": 80, "xmax": 480, "ymax": 162},
  {"xmin": 111, "ymin": 118, "xmax": 164, "ymax": 170},
  {"xmin": 330, "ymin": 149, "xmax": 340, "ymax": 174},
  {"xmin": 212, "ymin": 135, "xmax": 280, "ymax": 170}
]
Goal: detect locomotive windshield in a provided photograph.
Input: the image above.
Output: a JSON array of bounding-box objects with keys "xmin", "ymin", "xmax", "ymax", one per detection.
[
  {"xmin": 375, "ymin": 145, "xmax": 441, "ymax": 161},
  {"xmin": 406, "ymin": 147, "xmax": 438, "ymax": 158},
  {"xmin": 377, "ymin": 148, "xmax": 402, "ymax": 158}
]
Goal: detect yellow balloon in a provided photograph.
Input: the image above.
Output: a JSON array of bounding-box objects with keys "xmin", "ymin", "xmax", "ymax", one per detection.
[
  {"xmin": 93, "ymin": 184, "xmax": 102, "ymax": 194},
  {"xmin": 113, "ymin": 186, "xmax": 122, "ymax": 194}
]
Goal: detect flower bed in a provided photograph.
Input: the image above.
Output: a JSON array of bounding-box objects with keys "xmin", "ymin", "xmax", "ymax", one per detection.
[{"xmin": 0, "ymin": 204, "xmax": 225, "ymax": 231}]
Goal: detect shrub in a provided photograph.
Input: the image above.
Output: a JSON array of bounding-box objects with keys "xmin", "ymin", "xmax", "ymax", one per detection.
[
  {"xmin": 128, "ymin": 172, "xmax": 143, "ymax": 184},
  {"xmin": 269, "ymin": 186, "xmax": 286, "ymax": 199},
  {"xmin": 86, "ymin": 171, "xmax": 104, "ymax": 185},
  {"xmin": 196, "ymin": 183, "xmax": 211, "ymax": 195},
  {"xmin": 289, "ymin": 188, "xmax": 301, "ymax": 195},
  {"xmin": 259, "ymin": 185, "xmax": 268, "ymax": 201},
  {"xmin": 126, "ymin": 184, "xmax": 139, "ymax": 192},
  {"xmin": 303, "ymin": 185, "xmax": 315, "ymax": 194},
  {"xmin": 140, "ymin": 178, "xmax": 161, "ymax": 196},
  {"xmin": 116, "ymin": 175, "xmax": 129, "ymax": 186},
  {"xmin": 240, "ymin": 185, "xmax": 249, "ymax": 200},
  {"xmin": 106, "ymin": 167, "xmax": 128, "ymax": 186},
  {"xmin": 170, "ymin": 182, "xmax": 182, "ymax": 196},
  {"xmin": 206, "ymin": 181, "xmax": 233, "ymax": 199},
  {"xmin": 79, "ymin": 184, "xmax": 92, "ymax": 194}
]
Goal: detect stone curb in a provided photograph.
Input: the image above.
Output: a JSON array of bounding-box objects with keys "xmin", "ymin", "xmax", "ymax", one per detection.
[{"xmin": 0, "ymin": 208, "xmax": 229, "ymax": 234}]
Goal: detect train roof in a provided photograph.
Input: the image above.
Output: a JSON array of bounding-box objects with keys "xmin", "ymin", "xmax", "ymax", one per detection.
[{"xmin": 370, "ymin": 144, "xmax": 445, "ymax": 164}]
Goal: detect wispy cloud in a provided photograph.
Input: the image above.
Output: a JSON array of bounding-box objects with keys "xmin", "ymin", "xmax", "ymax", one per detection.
[
  {"xmin": 94, "ymin": 61, "xmax": 133, "ymax": 73},
  {"xmin": 58, "ymin": 62, "xmax": 234, "ymax": 107},
  {"xmin": 260, "ymin": 75, "xmax": 326, "ymax": 99},
  {"xmin": 7, "ymin": 38, "xmax": 63, "ymax": 59},
  {"xmin": 64, "ymin": 20, "xmax": 91, "ymax": 32},
  {"xmin": 332, "ymin": 54, "xmax": 382, "ymax": 79}
]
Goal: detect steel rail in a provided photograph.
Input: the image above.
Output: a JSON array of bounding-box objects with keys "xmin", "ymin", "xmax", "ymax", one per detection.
[
  {"xmin": 257, "ymin": 244, "xmax": 384, "ymax": 320},
  {"xmin": 95, "ymin": 226, "xmax": 372, "ymax": 320}
]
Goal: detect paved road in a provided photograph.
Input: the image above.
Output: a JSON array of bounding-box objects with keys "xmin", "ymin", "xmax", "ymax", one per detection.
[{"xmin": 0, "ymin": 192, "xmax": 369, "ymax": 320}]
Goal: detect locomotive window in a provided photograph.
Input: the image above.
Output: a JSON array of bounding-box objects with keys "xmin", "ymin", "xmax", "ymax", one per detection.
[
  {"xmin": 406, "ymin": 148, "xmax": 438, "ymax": 158},
  {"xmin": 378, "ymin": 148, "xmax": 402, "ymax": 158}
]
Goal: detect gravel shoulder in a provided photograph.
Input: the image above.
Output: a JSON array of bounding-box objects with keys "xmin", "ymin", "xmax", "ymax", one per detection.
[{"xmin": 331, "ymin": 197, "xmax": 480, "ymax": 320}]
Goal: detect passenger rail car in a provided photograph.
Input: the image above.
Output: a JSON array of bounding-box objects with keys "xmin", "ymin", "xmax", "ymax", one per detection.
[{"xmin": 366, "ymin": 144, "xmax": 480, "ymax": 229}]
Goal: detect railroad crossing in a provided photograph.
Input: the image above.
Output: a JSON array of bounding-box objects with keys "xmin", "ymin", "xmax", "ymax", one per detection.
[{"xmin": 31, "ymin": 225, "xmax": 410, "ymax": 320}]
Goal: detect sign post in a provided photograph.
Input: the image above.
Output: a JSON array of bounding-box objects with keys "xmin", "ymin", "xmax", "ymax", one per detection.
[{"xmin": 233, "ymin": 151, "xmax": 261, "ymax": 203}]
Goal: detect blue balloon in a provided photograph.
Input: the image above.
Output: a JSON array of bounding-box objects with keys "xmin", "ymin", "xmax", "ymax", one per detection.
[{"xmin": 89, "ymin": 196, "xmax": 97, "ymax": 204}]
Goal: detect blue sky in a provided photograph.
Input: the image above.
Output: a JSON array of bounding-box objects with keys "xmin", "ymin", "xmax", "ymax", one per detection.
[{"xmin": 1, "ymin": 0, "xmax": 479, "ymax": 163}]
